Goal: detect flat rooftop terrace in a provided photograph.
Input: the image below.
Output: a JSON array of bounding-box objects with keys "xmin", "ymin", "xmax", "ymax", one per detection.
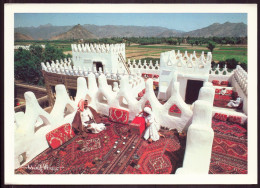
[{"xmin": 15, "ymin": 113, "xmax": 247, "ymax": 174}]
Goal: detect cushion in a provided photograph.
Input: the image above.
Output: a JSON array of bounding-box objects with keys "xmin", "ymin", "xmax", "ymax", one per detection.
[
  {"xmin": 147, "ymin": 74, "xmax": 153, "ymax": 78},
  {"xmin": 46, "ymin": 123, "xmax": 75, "ymax": 149},
  {"xmin": 141, "ymin": 73, "xmax": 146, "ymax": 77},
  {"xmin": 142, "ymin": 89, "xmax": 146, "ymax": 94},
  {"xmin": 214, "ymin": 94, "xmax": 232, "ymax": 101},
  {"xmin": 214, "ymin": 94, "xmax": 220, "ymax": 100},
  {"xmin": 223, "ymin": 95, "xmax": 232, "ymax": 101},
  {"xmin": 169, "ymin": 104, "xmax": 181, "ymax": 114},
  {"xmin": 214, "ymin": 113, "xmax": 228, "ymax": 121},
  {"xmin": 130, "ymin": 116, "xmax": 146, "ymax": 136},
  {"xmin": 228, "ymin": 115, "xmax": 242, "ymax": 124},
  {"xmin": 221, "ymin": 81, "xmax": 229, "ymax": 86},
  {"xmin": 154, "ymin": 74, "xmax": 159, "ymax": 78},
  {"xmin": 215, "ymin": 89, "xmax": 221, "ymax": 94},
  {"xmin": 226, "ymin": 89, "xmax": 233, "ymax": 95},
  {"xmin": 212, "ymin": 80, "xmax": 220, "ymax": 86},
  {"xmin": 109, "ymin": 107, "xmax": 129, "ymax": 124}
]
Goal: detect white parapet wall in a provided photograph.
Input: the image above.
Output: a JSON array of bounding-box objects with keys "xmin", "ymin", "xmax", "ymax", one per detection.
[
  {"xmin": 41, "ymin": 58, "xmax": 144, "ymax": 93},
  {"xmin": 160, "ymin": 50, "xmax": 212, "ymax": 75},
  {"xmin": 14, "ymin": 90, "xmax": 77, "ymax": 169},
  {"xmin": 209, "ymin": 64, "xmax": 234, "ymax": 82},
  {"xmin": 126, "ymin": 59, "xmax": 160, "ymax": 75},
  {"xmin": 15, "ymin": 73, "xmax": 218, "ymax": 170},
  {"xmin": 176, "ymin": 82, "xmax": 215, "ymax": 174},
  {"xmin": 14, "ymin": 73, "xmax": 145, "ymax": 169},
  {"xmin": 231, "ymin": 65, "xmax": 248, "ymax": 115}
]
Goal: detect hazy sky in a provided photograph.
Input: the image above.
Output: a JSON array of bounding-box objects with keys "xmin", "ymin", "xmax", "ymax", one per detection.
[{"xmin": 14, "ymin": 13, "xmax": 247, "ymax": 32}]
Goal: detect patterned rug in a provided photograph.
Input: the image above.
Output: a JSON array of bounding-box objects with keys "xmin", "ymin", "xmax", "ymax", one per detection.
[
  {"xmin": 15, "ymin": 118, "xmax": 185, "ymax": 174},
  {"xmin": 209, "ymin": 118, "xmax": 247, "ymax": 174},
  {"xmin": 123, "ymin": 130, "xmax": 186, "ymax": 174},
  {"xmin": 15, "ymin": 117, "xmax": 247, "ymax": 174}
]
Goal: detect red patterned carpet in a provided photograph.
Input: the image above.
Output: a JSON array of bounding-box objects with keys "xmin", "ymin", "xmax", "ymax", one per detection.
[
  {"xmin": 15, "ymin": 117, "xmax": 185, "ymax": 174},
  {"xmin": 15, "ymin": 117, "xmax": 247, "ymax": 174},
  {"xmin": 209, "ymin": 118, "xmax": 247, "ymax": 174}
]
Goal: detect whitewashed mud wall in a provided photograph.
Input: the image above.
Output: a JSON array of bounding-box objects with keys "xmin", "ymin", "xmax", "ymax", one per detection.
[
  {"xmin": 71, "ymin": 43, "xmax": 127, "ymax": 74},
  {"xmin": 231, "ymin": 65, "xmax": 248, "ymax": 115},
  {"xmin": 176, "ymin": 82, "xmax": 215, "ymax": 174},
  {"xmin": 158, "ymin": 50, "xmax": 212, "ymax": 101},
  {"xmin": 41, "ymin": 58, "xmax": 137, "ymax": 83},
  {"xmin": 160, "ymin": 50, "xmax": 212, "ymax": 75},
  {"xmin": 15, "ymin": 73, "xmax": 216, "ymax": 169},
  {"xmin": 126, "ymin": 59, "xmax": 160, "ymax": 75}
]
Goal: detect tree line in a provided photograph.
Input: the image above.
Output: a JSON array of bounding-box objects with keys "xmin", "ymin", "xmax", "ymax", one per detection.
[
  {"xmin": 211, "ymin": 58, "xmax": 247, "ymax": 72},
  {"xmin": 16, "ymin": 36, "xmax": 247, "ymax": 46},
  {"xmin": 14, "ymin": 44, "xmax": 72, "ymax": 85}
]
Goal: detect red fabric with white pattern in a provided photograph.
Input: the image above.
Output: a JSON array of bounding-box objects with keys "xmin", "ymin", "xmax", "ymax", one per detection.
[
  {"xmin": 109, "ymin": 107, "xmax": 129, "ymax": 124},
  {"xmin": 212, "ymin": 80, "xmax": 220, "ymax": 86},
  {"xmin": 214, "ymin": 94, "xmax": 231, "ymax": 101},
  {"xmin": 130, "ymin": 116, "xmax": 146, "ymax": 136},
  {"xmin": 214, "ymin": 113, "xmax": 228, "ymax": 121},
  {"xmin": 147, "ymin": 74, "xmax": 153, "ymax": 78},
  {"xmin": 228, "ymin": 115, "xmax": 242, "ymax": 124},
  {"xmin": 225, "ymin": 90, "xmax": 233, "ymax": 95},
  {"xmin": 169, "ymin": 104, "xmax": 181, "ymax": 114},
  {"xmin": 46, "ymin": 123, "xmax": 75, "ymax": 149},
  {"xmin": 215, "ymin": 89, "xmax": 221, "ymax": 94},
  {"xmin": 221, "ymin": 81, "xmax": 229, "ymax": 86}
]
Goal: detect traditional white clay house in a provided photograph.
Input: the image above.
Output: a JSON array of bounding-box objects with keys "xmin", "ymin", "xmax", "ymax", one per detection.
[
  {"xmin": 158, "ymin": 50, "xmax": 212, "ymax": 103},
  {"xmin": 71, "ymin": 43, "xmax": 130, "ymax": 74},
  {"xmin": 14, "ymin": 43, "xmax": 248, "ymax": 175}
]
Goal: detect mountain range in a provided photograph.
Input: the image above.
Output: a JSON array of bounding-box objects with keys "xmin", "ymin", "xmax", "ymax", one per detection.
[
  {"xmin": 14, "ymin": 32, "xmax": 34, "ymax": 41},
  {"xmin": 182, "ymin": 22, "xmax": 247, "ymax": 38},
  {"xmin": 50, "ymin": 24, "xmax": 97, "ymax": 40},
  {"xmin": 14, "ymin": 22, "xmax": 247, "ymax": 40}
]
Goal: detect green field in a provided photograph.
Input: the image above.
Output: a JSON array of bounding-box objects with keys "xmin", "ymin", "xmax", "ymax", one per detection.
[
  {"xmin": 15, "ymin": 41, "xmax": 247, "ymax": 64},
  {"xmin": 126, "ymin": 44, "xmax": 247, "ymax": 64}
]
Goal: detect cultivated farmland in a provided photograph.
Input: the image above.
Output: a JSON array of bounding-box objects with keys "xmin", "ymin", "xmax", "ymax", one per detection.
[{"xmin": 125, "ymin": 44, "xmax": 247, "ymax": 64}]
